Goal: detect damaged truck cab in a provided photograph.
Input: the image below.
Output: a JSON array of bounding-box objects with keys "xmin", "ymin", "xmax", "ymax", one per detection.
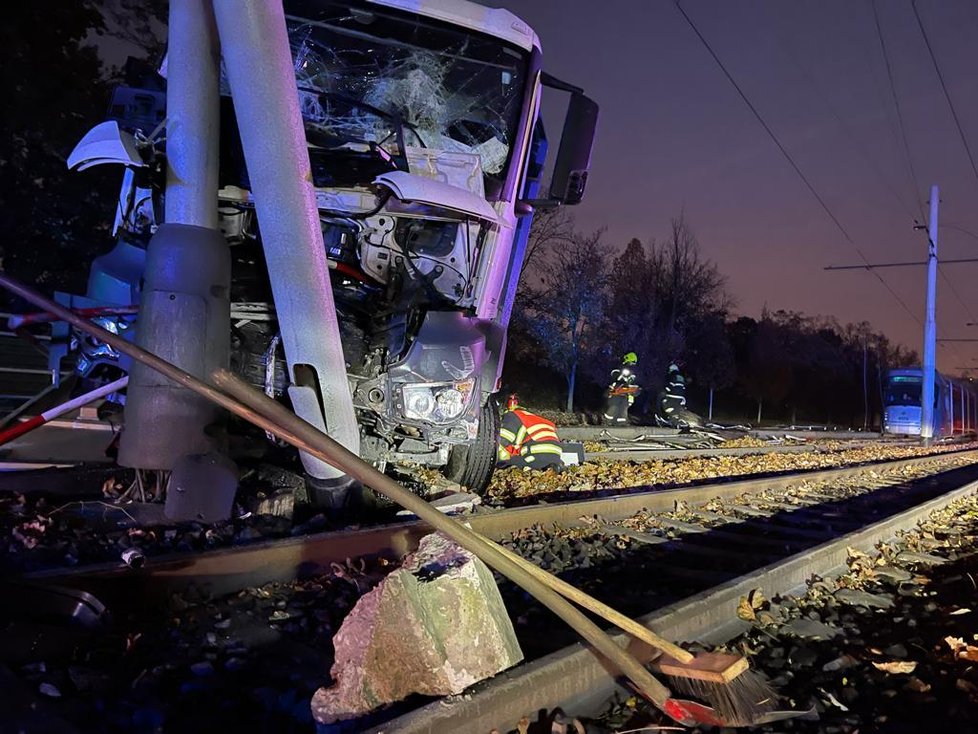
[{"xmin": 65, "ymin": 0, "xmax": 597, "ymax": 499}]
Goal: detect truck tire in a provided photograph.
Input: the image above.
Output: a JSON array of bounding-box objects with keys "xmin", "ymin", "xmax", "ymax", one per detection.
[{"xmin": 445, "ymin": 397, "xmax": 499, "ymax": 494}]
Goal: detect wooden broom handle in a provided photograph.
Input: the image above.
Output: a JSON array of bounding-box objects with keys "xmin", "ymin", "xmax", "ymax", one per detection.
[{"xmin": 481, "ymin": 536, "xmax": 694, "ymax": 664}]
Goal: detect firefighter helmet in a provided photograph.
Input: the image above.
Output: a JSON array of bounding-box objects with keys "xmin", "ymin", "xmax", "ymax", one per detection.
[
  {"xmin": 668, "ymin": 362, "xmax": 680, "ymax": 372},
  {"xmin": 622, "ymin": 352, "xmax": 638, "ymax": 365},
  {"xmin": 506, "ymin": 393, "xmax": 521, "ymax": 411}
]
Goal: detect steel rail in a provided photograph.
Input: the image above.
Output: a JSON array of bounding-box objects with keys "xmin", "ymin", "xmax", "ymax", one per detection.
[{"xmin": 21, "ymin": 449, "xmax": 978, "ymax": 601}]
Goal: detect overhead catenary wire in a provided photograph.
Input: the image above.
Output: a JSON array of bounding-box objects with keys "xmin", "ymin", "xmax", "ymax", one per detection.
[
  {"xmin": 872, "ymin": 0, "xmax": 978, "ymax": 336},
  {"xmin": 778, "ymin": 19, "xmax": 915, "ymax": 222},
  {"xmin": 911, "ymin": 0, "xmax": 978, "ymax": 190},
  {"xmin": 871, "ymin": 0, "xmax": 927, "ymax": 221},
  {"xmin": 908, "ymin": 0, "xmax": 978, "ymax": 360},
  {"xmin": 785, "ymin": 5, "xmax": 974, "ymax": 369},
  {"xmin": 673, "ymin": 0, "xmax": 921, "ymax": 327}
]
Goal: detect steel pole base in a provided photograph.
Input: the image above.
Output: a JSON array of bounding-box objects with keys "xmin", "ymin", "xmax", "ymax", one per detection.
[{"xmin": 119, "ymin": 224, "xmax": 230, "ymax": 470}]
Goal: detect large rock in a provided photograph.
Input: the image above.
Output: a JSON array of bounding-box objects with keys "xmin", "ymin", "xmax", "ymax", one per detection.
[{"xmin": 311, "ymin": 533, "xmax": 523, "ymax": 724}]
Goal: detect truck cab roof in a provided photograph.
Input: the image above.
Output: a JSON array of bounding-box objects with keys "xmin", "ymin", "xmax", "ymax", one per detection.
[{"xmin": 368, "ymin": 0, "xmax": 540, "ymax": 52}]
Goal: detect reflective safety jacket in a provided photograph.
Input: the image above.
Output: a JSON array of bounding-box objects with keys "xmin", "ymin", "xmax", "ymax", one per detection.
[
  {"xmin": 497, "ymin": 409, "xmax": 562, "ymax": 463},
  {"xmin": 661, "ymin": 371, "xmax": 687, "ymax": 414}
]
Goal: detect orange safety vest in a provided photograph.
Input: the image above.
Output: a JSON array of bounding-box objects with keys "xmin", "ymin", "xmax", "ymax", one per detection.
[{"xmin": 499, "ymin": 409, "xmax": 560, "ymax": 456}]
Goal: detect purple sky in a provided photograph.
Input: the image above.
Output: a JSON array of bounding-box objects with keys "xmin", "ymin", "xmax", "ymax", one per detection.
[{"xmin": 502, "ymin": 0, "xmax": 978, "ymax": 371}]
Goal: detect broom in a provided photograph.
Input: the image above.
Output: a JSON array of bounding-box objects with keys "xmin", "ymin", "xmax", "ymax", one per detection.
[
  {"xmin": 0, "ymin": 271, "xmax": 774, "ymax": 726},
  {"xmin": 468, "ymin": 527, "xmax": 777, "ymax": 724}
]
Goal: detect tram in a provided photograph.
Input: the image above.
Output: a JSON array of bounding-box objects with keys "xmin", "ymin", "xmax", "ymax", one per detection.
[{"xmin": 882, "ymin": 368, "xmax": 977, "ymax": 438}]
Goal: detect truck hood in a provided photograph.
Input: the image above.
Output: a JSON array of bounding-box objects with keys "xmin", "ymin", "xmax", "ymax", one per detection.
[{"xmin": 374, "ymin": 170, "xmax": 499, "ymax": 223}]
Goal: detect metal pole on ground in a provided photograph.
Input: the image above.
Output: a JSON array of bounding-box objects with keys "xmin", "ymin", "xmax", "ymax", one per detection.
[{"xmin": 921, "ymin": 184, "xmax": 939, "ymax": 445}]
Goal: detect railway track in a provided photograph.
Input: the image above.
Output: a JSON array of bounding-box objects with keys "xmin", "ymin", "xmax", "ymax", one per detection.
[
  {"xmin": 376, "ymin": 452, "xmax": 978, "ymax": 733},
  {"xmin": 20, "ymin": 448, "xmax": 978, "ymax": 599},
  {"xmin": 584, "ymin": 439, "xmax": 915, "ymax": 463},
  {"xmin": 8, "ymin": 448, "xmax": 978, "ymax": 732}
]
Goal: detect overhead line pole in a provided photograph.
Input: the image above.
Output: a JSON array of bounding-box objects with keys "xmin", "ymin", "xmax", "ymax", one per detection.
[{"xmin": 921, "ymin": 185, "xmax": 939, "ymax": 445}]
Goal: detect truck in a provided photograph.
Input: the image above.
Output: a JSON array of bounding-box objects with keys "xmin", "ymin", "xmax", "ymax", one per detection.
[{"xmin": 59, "ymin": 0, "xmax": 597, "ymax": 505}]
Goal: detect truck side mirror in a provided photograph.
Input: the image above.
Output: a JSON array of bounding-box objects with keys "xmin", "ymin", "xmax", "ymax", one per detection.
[{"xmin": 549, "ymin": 92, "xmax": 598, "ymax": 205}]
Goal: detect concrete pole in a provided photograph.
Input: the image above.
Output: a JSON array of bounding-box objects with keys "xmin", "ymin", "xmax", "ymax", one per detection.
[
  {"xmin": 950, "ymin": 383, "xmax": 955, "ymax": 434},
  {"xmin": 862, "ymin": 340, "xmax": 869, "ymax": 431},
  {"xmin": 960, "ymin": 382, "xmax": 965, "ymax": 433},
  {"xmin": 119, "ymin": 0, "xmax": 231, "ymax": 471},
  {"xmin": 164, "ymin": 0, "xmax": 220, "ymax": 229},
  {"xmin": 921, "ymin": 184, "xmax": 939, "ymax": 444},
  {"xmin": 211, "ymin": 0, "xmax": 359, "ymax": 486}
]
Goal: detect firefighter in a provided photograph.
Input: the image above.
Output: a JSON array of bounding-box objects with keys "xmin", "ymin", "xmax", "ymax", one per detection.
[
  {"xmin": 659, "ymin": 362, "xmax": 688, "ymax": 426},
  {"xmin": 497, "ymin": 394, "xmax": 565, "ymax": 470},
  {"xmin": 604, "ymin": 352, "xmax": 640, "ymax": 425}
]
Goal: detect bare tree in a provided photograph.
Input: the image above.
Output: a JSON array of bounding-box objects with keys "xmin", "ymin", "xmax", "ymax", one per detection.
[
  {"xmin": 521, "ymin": 230, "xmax": 609, "ymax": 411},
  {"xmin": 520, "ymin": 206, "xmax": 575, "ymax": 277},
  {"xmin": 686, "ymin": 314, "xmax": 735, "ymax": 420},
  {"xmin": 93, "ymin": 0, "xmax": 167, "ymax": 62},
  {"xmin": 604, "ymin": 213, "xmax": 732, "ymax": 396}
]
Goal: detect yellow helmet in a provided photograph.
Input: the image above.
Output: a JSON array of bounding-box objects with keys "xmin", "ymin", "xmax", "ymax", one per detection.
[{"xmin": 623, "ymin": 352, "xmax": 638, "ymax": 365}]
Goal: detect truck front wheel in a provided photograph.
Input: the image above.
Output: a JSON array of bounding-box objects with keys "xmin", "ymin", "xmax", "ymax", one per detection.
[{"xmin": 445, "ymin": 397, "xmax": 499, "ymax": 494}]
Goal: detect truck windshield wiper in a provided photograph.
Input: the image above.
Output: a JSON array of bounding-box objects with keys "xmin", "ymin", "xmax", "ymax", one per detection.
[{"xmin": 297, "ymin": 87, "xmax": 426, "ymax": 170}]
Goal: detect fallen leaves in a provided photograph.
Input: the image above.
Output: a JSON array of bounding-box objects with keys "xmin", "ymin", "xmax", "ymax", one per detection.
[
  {"xmin": 945, "ymin": 636, "xmax": 967, "ymax": 654},
  {"xmin": 485, "ymin": 441, "xmax": 978, "ymax": 504},
  {"xmin": 947, "ymin": 636, "xmax": 978, "ymax": 663},
  {"xmin": 736, "ymin": 588, "xmax": 767, "ymax": 623},
  {"xmin": 872, "ymin": 661, "xmax": 918, "ymax": 674}
]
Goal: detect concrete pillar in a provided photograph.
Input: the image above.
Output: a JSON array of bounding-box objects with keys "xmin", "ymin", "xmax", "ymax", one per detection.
[
  {"xmin": 119, "ymin": 0, "xmax": 230, "ymax": 470},
  {"xmin": 164, "ymin": 0, "xmax": 220, "ymax": 229},
  {"xmin": 212, "ymin": 0, "xmax": 359, "ymax": 485}
]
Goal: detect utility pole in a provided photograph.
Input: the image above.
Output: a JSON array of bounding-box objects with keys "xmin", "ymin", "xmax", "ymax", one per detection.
[
  {"xmin": 862, "ymin": 339, "xmax": 869, "ymax": 431},
  {"xmin": 921, "ymin": 185, "xmax": 939, "ymax": 444}
]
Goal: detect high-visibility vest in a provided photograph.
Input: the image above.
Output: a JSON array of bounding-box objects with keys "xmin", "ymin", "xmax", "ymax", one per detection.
[{"xmin": 498, "ymin": 409, "xmax": 560, "ymax": 456}]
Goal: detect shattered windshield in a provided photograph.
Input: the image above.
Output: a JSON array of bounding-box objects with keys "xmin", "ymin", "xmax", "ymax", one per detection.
[{"xmin": 284, "ymin": 2, "xmax": 529, "ymax": 198}]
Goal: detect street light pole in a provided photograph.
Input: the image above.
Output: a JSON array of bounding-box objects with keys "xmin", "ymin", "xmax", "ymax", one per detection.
[{"xmin": 921, "ymin": 185, "xmax": 939, "ymax": 444}]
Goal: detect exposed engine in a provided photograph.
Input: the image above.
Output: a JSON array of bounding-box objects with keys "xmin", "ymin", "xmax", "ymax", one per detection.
[{"xmin": 221, "ymin": 172, "xmax": 489, "ymax": 466}]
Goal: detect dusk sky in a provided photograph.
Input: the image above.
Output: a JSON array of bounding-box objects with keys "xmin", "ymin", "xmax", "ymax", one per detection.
[{"xmin": 503, "ymin": 0, "xmax": 978, "ymax": 371}]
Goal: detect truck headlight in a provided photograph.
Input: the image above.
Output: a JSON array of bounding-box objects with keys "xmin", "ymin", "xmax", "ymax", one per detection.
[
  {"xmin": 404, "ymin": 389, "xmax": 436, "ymax": 420},
  {"xmin": 401, "ymin": 379, "xmax": 475, "ymax": 424}
]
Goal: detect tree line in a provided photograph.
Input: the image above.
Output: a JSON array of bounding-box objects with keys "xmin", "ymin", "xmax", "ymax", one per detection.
[{"xmin": 504, "ymin": 209, "xmax": 918, "ymax": 428}]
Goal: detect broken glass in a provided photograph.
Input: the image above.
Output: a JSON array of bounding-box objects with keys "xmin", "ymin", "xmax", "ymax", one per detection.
[{"xmin": 284, "ymin": 1, "xmax": 528, "ymax": 195}]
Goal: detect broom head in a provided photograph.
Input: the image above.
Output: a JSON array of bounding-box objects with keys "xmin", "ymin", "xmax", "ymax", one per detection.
[{"xmin": 654, "ymin": 652, "xmax": 778, "ymax": 725}]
